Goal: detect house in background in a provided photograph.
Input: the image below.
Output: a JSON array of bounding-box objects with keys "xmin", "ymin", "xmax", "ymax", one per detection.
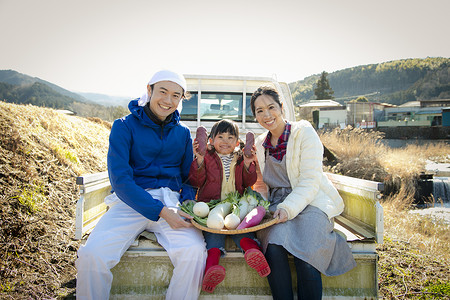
[
  {"xmin": 297, "ymin": 98, "xmax": 449, "ymax": 130},
  {"xmin": 443, "ymin": 108, "xmax": 450, "ymax": 127},
  {"xmin": 346, "ymin": 101, "xmax": 392, "ymax": 129},
  {"xmin": 377, "ymin": 100, "xmax": 450, "ymax": 127},
  {"xmin": 317, "ymin": 106, "xmax": 347, "ymax": 129},
  {"xmin": 299, "ymin": 100, "xmax": 346, "ymax": 129}
]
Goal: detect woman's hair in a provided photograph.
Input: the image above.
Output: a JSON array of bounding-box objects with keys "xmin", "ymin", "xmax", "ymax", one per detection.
[
  {"xmin": 209, "ymin": 119, "xmax": 239, "ymax": 139},
  {"xmin": 250, "ymin": 86, "xmax": 282, "ymax": 116}
]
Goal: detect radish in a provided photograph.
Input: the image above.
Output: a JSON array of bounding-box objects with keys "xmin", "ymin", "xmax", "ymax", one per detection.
[
  {"xmin": 237, "ymin": 198, "xmax": 249, "ymax": 220},
  {"xmin": 236, "ymin": 206, "xmax": 266, "ymax": 230},
  {"xmin": 224, "ymin": 202, "xmax": 242, "ymax": 229},
  {"xmin": 193, "ymin": 202, "xmax": 210, "ymax": 218},
  {"xmin": 224, "ymin": 213, "xmax": 241, "ymax": 229},
  {"xmin": 180, "ymin": 201, "xmax": 208, "ymax": 227},
  {"xmin": 207, "ymin": 214, "xmax": 224, "ymax": 230},
  {"xmin": 206, "ymin": 202, "xmax": 232, "ymax": 229}
]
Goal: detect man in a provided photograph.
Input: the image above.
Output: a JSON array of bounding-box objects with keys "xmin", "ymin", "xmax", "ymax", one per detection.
[{"xmin": 76, "ymin": 70, "xmax": 206, "ymax": 300}]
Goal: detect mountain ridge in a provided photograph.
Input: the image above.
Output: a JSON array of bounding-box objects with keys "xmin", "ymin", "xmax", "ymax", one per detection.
[
  {"xmin": 0, "ymin": 69, "xmax": 89, "ymax": 103},
  {"xmin": 1, "ymin": 57, "xmax": 449, "ymax": 111},
  {"xmin": 289, "ymin": 57, "xmax": 449, "ymax": 105},
  {"xmin": 0, "ymin": 70, "xmax": 129, "ymax": 121}
]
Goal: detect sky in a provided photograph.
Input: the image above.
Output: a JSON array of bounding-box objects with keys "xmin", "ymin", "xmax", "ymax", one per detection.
[{"xmin": 0, "ymin": 0, "xmax": 449, "ymax": 97}]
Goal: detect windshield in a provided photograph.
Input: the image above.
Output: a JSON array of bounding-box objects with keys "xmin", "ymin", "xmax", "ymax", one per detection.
[{"xmin": 180, "ymin": 92, "xmax": 255, "ymax": 122}]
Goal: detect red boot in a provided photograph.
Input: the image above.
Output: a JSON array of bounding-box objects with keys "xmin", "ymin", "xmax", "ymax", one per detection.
[
  {"xmin": 240, "ymin": 237, "xmax": 271, "ymax": 277},
  {"xmin": 202, "ymin": 248, "xmax": 226, "ymax": 293}
]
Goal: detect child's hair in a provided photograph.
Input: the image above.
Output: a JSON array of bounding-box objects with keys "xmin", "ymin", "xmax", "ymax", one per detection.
[{"xmin": 209, "ymin": 119, "xmax": 239, "ymax": 139}]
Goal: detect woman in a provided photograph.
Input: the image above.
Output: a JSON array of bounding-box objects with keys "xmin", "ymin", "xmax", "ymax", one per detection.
[{"xmin": 250, "ymin": 86, "xmax": 356, "ymax": 300}]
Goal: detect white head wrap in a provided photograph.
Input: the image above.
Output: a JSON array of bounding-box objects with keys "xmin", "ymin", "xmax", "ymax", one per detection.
[{"xmin": 138, "ymin": 70, "xmax": 186, "ymax": 114}]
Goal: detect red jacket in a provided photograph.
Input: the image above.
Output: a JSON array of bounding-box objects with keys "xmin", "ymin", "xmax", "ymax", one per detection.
[{"xmin": 189, "ymin": 149, "xmax": 257, "ymax": 202}]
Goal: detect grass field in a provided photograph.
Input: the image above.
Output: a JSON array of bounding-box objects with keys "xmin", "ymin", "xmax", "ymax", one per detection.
[
  {"xmin": 320, "ymin": 127, "xmax": 450, "ymax": 299},
  {"xmin": 1, "ymin": 102, "xmax": 449, "ymax": 299}
]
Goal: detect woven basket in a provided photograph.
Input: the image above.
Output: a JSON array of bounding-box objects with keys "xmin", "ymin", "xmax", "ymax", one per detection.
[{"xmin": 191, "ymin": 217, "xmax": 278, "ymax": 235}]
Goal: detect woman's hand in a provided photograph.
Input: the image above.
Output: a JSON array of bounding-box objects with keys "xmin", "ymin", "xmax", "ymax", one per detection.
[{"xmin": 273, "ymin": 208, "xmax": 288, "ymax": 223}]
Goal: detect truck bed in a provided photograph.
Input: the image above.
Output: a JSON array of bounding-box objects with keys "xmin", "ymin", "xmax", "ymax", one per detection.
[{"xmin": 75, "ymin": 171, "xmax": 383, "ymax": 299}]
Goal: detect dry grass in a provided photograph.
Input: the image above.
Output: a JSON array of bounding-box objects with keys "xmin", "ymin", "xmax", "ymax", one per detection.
[
  {"xmin": 379, "ymin": 189, "xmax": 450, "ymax": 299},
  {"xmin": 0, "ymin": 101, "xmax": 110, "ymax": 299},
  {"xmin": 320, "ymin": 126, "xmax": 389, "ymax": 182},
  {"xmin": 319, "ymin": 126, "xmax": 450, "ymax": 299},
  {"xmin": 0, "ymin": 102, "xmax": 110, "ymax": 175},
  {"xmin": 379, "ymin": 143, "xmax": 450, "ymax": 182},
  {"xmin": 319, "ymin": 126, "xmax": 450, "ymax": 257},
  {"xmin": 382, "ymin": 188, "xmax": 450, "ymax": 260},
  {"xmin": 320, "ymin": 126, "xmax": 450, "ymax": 196},
  {"xmin": 1, "ymin": 102, "xmax": 449, "ymax": 299}
]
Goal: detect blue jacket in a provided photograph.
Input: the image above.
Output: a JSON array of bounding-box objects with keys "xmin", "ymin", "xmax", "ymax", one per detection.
[{"xmin": 107, "ymin": 99, "xmax": 196, "ymax": 221}]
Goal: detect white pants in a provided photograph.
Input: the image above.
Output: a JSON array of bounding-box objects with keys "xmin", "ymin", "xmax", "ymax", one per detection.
[{"xmin": 76, "ymin": 187, "xmax": 207, "ymax": 300}]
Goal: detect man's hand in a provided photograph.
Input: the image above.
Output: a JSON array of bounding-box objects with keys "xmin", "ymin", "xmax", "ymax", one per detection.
[{"xmin": 159, "ymin": 206, "xmax": 193, "ymax": 229}]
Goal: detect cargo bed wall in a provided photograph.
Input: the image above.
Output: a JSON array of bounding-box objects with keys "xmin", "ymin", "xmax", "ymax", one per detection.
[{"xmin": 75, "ymin": 172, "xmax": 384, "ymax": 299}]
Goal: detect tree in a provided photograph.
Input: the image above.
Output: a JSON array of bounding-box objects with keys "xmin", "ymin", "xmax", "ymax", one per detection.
[{"xmin": 314, "ymin": 71, "xmax": 334, "ymax": 100}]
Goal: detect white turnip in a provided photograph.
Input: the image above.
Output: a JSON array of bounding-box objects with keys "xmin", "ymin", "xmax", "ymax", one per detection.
[
  {"xmin": 193, "ymin": 202, "xmax": 210, "ymax": 218},
  {"xmin": 206, "ymin": 202, "xmax": 232, "ymax": 229},
  {"xmin": 238, "ymin": 198, "xmax": 249, "ymax": 220},
  {"xmin": 224, "ymin": 213, "xmax": 241, "ymax": 229}
]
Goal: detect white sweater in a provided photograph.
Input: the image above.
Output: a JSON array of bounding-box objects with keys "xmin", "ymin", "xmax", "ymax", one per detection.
[{"xmin": 254, "ymin": 120, "xmax": 344, "ymax": 220}]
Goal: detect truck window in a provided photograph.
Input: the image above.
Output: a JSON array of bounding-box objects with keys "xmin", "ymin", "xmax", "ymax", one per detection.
[
  {"xmin": 180, "ymin": 92, "xmax": 256, "ymax": 122},
  {"xmin": 180, "ymin": 93, "xmax": 198, "ymax": 120}
]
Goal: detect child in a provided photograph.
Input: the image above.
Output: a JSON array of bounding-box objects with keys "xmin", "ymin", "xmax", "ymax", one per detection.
[{"xmin": 189, "ymin": 119, "xmax": 271, "ymax": 293}]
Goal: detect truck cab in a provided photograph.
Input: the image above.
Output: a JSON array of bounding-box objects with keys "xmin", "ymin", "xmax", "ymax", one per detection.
[{"xmin": 180, "ymin": 75, "xmax": 295, "ymax": 138}]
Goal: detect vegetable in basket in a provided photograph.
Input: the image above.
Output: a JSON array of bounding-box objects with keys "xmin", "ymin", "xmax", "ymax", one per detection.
[
  {"xmin": 187, "ymin": 120, "xmax": 269, "ymax": 294},
  {"xmin": 236, "ymin": 206, "xmax": 267, "ymax": 230},
  {"xmin": 206, "ymin": 201, "xmax": 232, "ymax": 229}
]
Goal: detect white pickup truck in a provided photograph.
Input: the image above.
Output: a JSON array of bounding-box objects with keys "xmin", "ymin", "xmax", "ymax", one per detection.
[
  {"xmin": 75, "ymin": 75, "xmax": 384, "ymax": 299},
  {"xmin": 179, "ymin": 75, "xmax": 295, "ymax": 138}
]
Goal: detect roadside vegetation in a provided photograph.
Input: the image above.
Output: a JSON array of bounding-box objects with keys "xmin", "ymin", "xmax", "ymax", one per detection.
[
  {"xmin": 320, "ymin": 127, "xmax": 450, "ymax": 299},
  {"xmin": 0, "ymin": 101, "xmax": 110, "ymax": 299},
  {"xmin": 0, "ymin": 101, "xmax": 449, "ymax": 299}
]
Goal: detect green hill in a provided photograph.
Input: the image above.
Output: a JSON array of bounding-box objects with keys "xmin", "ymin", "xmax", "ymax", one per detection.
[
  {"xmin": 0, "ymin": 69, "xmax": 88, "ymax": 103},
  {"xmin": 289, "ymin": 57, "xmax": 450, "ymax": 106},
  {"xmin": 0, "ymin": 81, "xmax": 81, "ymax": 109},
  {"xmin": 0, "ymin": 70, "xmax": 128, "ymax": 121}
]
